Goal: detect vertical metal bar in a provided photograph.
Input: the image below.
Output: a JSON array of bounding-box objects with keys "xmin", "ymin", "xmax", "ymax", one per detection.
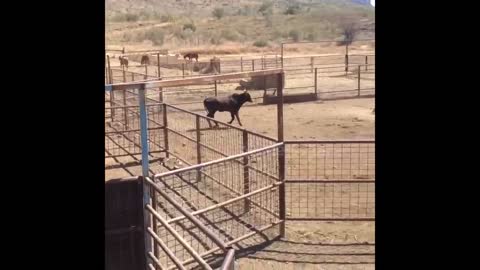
[
  {"xmin": 314, "ymin": 68, "xmax": 318, "ymax": 96},
  {"xmin": 145, "ymin": 64, "xmax": 148, "ymax": 80},
  {"xmin": 150, "ymin": 184, "xmax": 159, "ymax": 268},
  {"xmin": 275, "ymin": 54, "xmax": 278, "ymax": 69},
  {"xmin": 196, "ymin": 115, "xmax": 201, "ymax": 182},
  {"xmin": 358, "ymin": 65, "xmax": 361, "ymax": 97},
  {"xmin": 277, "ymin": 72, "xmax": 286, "ymax": 238},
  {"xmin": 214, "ymin": 80, "xmax": 218, "ymax": 96},
  {"xmin": 132, "ymin": 72, "xmax": 134, "ymax": 81},
  {"xmin": 311, "ymin": 57, "xmax": 314, "ymax": 73},
  {"xmin": 345, "ymin": 54, "xmax": 349, "ymax": 74},
  {"xmin": 139, "ymin": 84, "xmax": 153, "ymax": 267},
  {"xmin": 157, "ymin": 53, "xmax": 161, "ymax": 77},
  {"xmin": 218, "ymin": 59, "xmax": 221, "ymax": 74},
  {"xmin": 122, "ymin": 72, "xmax": 128, "ymax": 129},
  {"xmin": 122, "ymin": 64, "xmax": 126, "ymax": 82},
  {"xmin": 182, "ymin": 63, "xmax": 185, "ymax": 78},
  {"xmin": 365, "ymin": 55, "xmax": 368, "ymax": 71},
  {"xmin": 107, "ymin": 55, "xmax": 113, "ymax": 84},
  {"xmin": 107, "ymin": 55, "xmax": 115, "ymax": 121},
  {"xmin": 163, "ymin": 103, "xmax": 169, "ymax": 158},
  {"xmin": 252, "ymin": 60, "xmax": 255, "ymax": 71},
  {"xmin": 139, "ymin": 84, "xmax": 150, "ymax": 177},
  {"xmin": 240, "ymin": 57, "xmax": 243, "ymax": 72},
  {"xmin": 281, "ymin": 43, "xmax": 284, "ymax": 68},
  {"xmin": 243, "ymin": 129, "xmax": 250, "ymax": 212}
]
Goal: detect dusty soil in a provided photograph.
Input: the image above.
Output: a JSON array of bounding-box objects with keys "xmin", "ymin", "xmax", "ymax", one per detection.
[
  {"xmin": 188, "ymin": 98, "xmax": 375, "ymax": 141},
  {"xmin": 236, "ymin": 222, "xmax": 375, "ymax": 270}
]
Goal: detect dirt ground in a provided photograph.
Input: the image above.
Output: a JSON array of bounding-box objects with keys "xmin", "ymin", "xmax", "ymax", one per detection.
[
  {"xmin": 236, "ymin": 221, "xmax": 375, "ymax": 270},
  {"xmin": 187, "ymin": 97, "xmax": 375, "ymax": 141}
]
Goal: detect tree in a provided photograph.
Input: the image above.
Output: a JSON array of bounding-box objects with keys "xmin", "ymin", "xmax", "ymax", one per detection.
[
  {"xmin": 258, "ymin": 1, "xmax": 273, "ymax": 17},
  {"xmin": 337, "ymin": 23, "xmax": 359, "ymax": 54},
  {"xmin": 212, "ymin": 8, "xmax": 224, "ymax": 20}
]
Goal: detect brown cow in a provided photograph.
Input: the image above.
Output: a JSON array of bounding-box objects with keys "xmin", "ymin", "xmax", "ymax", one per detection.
[
  {"xmin": 141, "ymin": 54, "xmax": 150, "ymax": 65},
  {"xmin": 119, "ymin": 56, "xmax": 129, "ymax": 69},
  {"xmin": 183, "ymin": 52, "xmax": 198, "ymax": 62}
]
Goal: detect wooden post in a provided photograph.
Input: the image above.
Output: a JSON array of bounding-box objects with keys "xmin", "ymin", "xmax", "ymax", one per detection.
[
  {"xmin": 243, "ymin": 129, "xmax": 250, "ymax": 212},
  {"xmin": 314, "ymin": 68, "xmax": 318, "ymax": 96},
  {"xmin": 240, "ymin": 57, "xmax": 243, "ymax": 72},
  {"xmin": 214, "ymin": 80, "xmax": 218, "ymax": 96},
  {"xmin": 163, "ymin": 103, "xmax": 169, "ymax": 158},
  {"xmin": 157, "ymin": 53, "xmax": 161, "ymax": 77},
  {"xmin": 310, "ymin": 57, "xmax": 314, "ymax": 73},
  {"xmin": 252, "ymin": 60, "xmax": 255, "ymax": 71},
  {"xmin": 196, "ymin": 115, "xmax": 202, "ymax": 182},
  {"xmin": 357, "ymin": 65, "xmax": 361, "ymax": 97},
  {"xmin": 182, "ymin": 63, "xmax": 185, "ymax": 78},
  {"xmin": 277, "ymin": 72, "xmax": 286, "ymax": 238},
  {"xmin": 365, "ymin": 55, "xmax": 368, "ymax": 71}
]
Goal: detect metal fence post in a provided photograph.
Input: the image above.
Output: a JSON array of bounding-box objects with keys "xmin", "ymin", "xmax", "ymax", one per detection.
[
  {"xmin": 358, "ymin": 65, "xmax": 361, "ymax": 97},
  {"xmin": 122, "ymin": 69, "xmax": 128, "ymax": 130},
  {"xmin": 163, "ymin": 103, "xmax": 169, "ymax": 158},
  {"xmin": 314, "ymin": 68, "xmax": 318, "ymax": 96},
  {"xmin": 281, "ymin": 43, "xmax": 284, "ymax": 68},
  {"xmin": 144, "ymin": 64, "xmax": 148, "ymax": 80},
  {"xmin": 214, "ymin": 80, "xmax": 218, "ymax": 96},
  {"xmin": 196, "ymin": 115, "xmax": 202, "ymax": 182},
  {"xmin": 310, "ymin": 57, "xmax": 314, "ymax": 73},
  {"xmin": 138, "ymin": 84, "xmax": 153, "ymax": 267},
  {"xmin": 345, "ymin": 54, "xmax": 349, "ymax": 74},
  {"xmin": 365, "ymin": 55, "xmax": 368, "ymax": 71},
  {"xmin": 182, "ymin": 63, "xmax": 185, "ymax": 78},
  {"xmin": 243, "ymin": 129, "xmax": 250, "ymax": 212},
  {"xmin": 157, "ymin": 53, "xmax": 161, "ymax": 77},
  {"xmin": 252, "ymin": 59, "xmax": 255, "ymax": 71},
  {"xmin": 277, "ymin": 72, "xmax": 286, "ymax": 238},
  {"xmin": 240, "ymin": 57, "xmax": 243, "ymax": 72}
]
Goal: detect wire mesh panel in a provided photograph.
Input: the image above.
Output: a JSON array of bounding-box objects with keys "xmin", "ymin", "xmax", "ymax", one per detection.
[
  {"xmin": 285, "ymin": 141, "xmax": 375, "ymax": 220},
  {"xmin": 163, "ymin": 104, "xmax": 278, "ymax": 168},
  {"xmin": 146, "ymin": 144, "xmax": 283, "ymax": 269},
  {"xmin": 105, "ymin": 94, "xmax": 167, "ymax": 179}
]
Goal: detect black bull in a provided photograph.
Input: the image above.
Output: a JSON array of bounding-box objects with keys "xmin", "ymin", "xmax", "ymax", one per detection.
[{"xmin": 203, "ymin": 92, "xmax": 253, "ymax": 127}]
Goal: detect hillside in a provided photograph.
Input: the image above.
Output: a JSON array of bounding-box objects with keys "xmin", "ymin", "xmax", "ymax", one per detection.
[{"xmin": 105, "ymin": 0, "xmax": 375, "ymax": 53}]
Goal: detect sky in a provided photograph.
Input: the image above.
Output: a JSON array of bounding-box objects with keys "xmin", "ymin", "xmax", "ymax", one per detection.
[{"xmin": 371, "ymin": 0, "xmax": 375, "ymax": 6}]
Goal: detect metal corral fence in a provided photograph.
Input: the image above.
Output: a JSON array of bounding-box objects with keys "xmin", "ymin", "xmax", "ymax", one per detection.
[
  {"xmin": 106, "ymin": 62, "xmax": 374, "ymax": 107},
  {"xmin": 143, "ymin": 143, "xmax": 283, "ymax": 269},
  {"xmin": 105, "ymin": 70, "xmax": 375, "ymax": 269},
  {"xmin": 285, "ymin": 140, "xmax": 375, "ymax": 221},
  {"xmin": 105, "ymin": 67, "xmax": 373, "ymax": 113},
  {"xmin": 105, "ymin": 70, "xmax": 283, "ymax": 178}
]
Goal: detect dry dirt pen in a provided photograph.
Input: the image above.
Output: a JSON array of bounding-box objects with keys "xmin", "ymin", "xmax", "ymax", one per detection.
[
  {"xmin": 105, "ymin": 70, "xmax": 375, "ymax": 269},
  {"xmin": 105, "ymin": 40, "xmax": 375, "ymax": 107}
]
